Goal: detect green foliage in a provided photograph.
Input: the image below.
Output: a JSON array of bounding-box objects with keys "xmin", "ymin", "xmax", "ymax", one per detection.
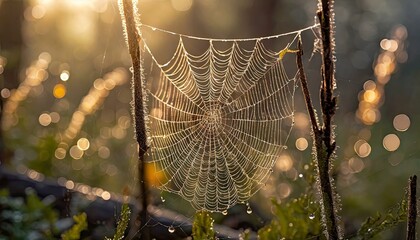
[
  {"xmin": 354, "ymin": 200, "xmax": 407, "ymax": 239},
  {"xmin": 0, "ymin": 188, "xmax": 58, "ymax": 239},
  {"xmin": 192, "ymin": 210, "xmax": 215, "ymax": 240},
  {"xmin": 29, "ymin": 134, "xmax": 58, "ymax": 176},
  {"xmin": 61, "ymin": 212, "xmax": 88, "ymax": 240},
  {"xmin": 105, "ymin": 203, "xmax": 131, "ymax": 240},
  {"xmin": 258, "ymin": 194, "xmax": 322, "ymax": 240}
]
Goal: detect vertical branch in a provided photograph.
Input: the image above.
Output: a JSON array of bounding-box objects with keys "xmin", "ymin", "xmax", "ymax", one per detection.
[
  {"xmin": 318, "ymin": 0, "xmax": 337, "ymax": 157},
  {"xmin": 298, "ymin": 0, "xmax": 340, "ymax": 238},
  {"xmin": 317, "ymin": 0, "xmax": 340, "ymax": 238},
  {"xmin": 119, "ymin": 0, "xmax": 150, "ymax": 239},
  {"xmin": 407, "ymin": 175, "xmax": 417, "ymax": 240},
  {"xmin": 297, "ymin": 38, "xmax": 319, "ymax": 136}
]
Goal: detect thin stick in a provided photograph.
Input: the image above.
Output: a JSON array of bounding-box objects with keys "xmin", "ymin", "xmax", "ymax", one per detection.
[
  {"xmin": 297, "ymin": 38, "xmax": 319, "ymax": 136},
  {"xmin": 298, "ymin": 0, "xmax": 340, "ymax": 238},
  {"xmin": 120, "ymin": 0, "xmax": 150, "ymax": 239},
  {"xmin": 318, "ymin": 0, "xmax": 337, "ymax": 157},
  {"xmin": 296, "ymin": 35, "xmax": 339, "ymax": 240},
  {"xmin": 407, "ymin": 175, "xmax": 417, "ymax": 240}
]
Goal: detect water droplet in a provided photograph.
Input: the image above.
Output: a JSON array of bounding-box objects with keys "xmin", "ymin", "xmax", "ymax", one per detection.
[
  {"xmin": 161, "ymin": 196, "xmax": 165, "ymax": 202},
  {"xmin": 222, "ymin": 210, "xmax": 228, "ymax": 215},
  {"xmin": 309, "ymin": 213, "xmax": 315, "ymax": 220},
  {"xmin": 298, "ymin": 174, "xmax": 303, "ymax": 178},
  {"xmin": 246, "ymin": 206, "xmax": 252, "ymax": 214},
  {"xmin": 168, "ymin": 226, "xmax": 175, "ymax": 233},
  {"xmin": 367, "ymin": 228, "xmax": 372, "ymax": 232},
  {"xmin": 288, "ymin": 222, "xmax": 293, "ymax": 227}
]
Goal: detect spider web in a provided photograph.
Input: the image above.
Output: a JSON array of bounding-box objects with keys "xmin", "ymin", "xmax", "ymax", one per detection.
[{"xmin": 139, "ymin": 24, "xmax": 317, "ymax": 212}]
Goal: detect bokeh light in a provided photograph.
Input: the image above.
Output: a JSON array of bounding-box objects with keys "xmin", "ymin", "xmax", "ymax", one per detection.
[
  {"xmin": 53, "ymin": 83, "xmax": 67, "ymax": 98},
  {"xmin": 294, "ymin": 112, "xmax": 309, "ymax": 129},
  {"xmin": 393, "ymin": 114, "xmax": 410, "ymax": 131},
  {"xmin": 38, "ymin": 113, "xmax": 52, "ymax": 126},
  {"xmin": 32, "ymin": 5, "xmax": 47, "ymax": 19},
  {"xmin": 1, "ymin": 88, "xmax": 10, "ymax": 98},
  {"xmin": 354, "ymin": 139, "xmax": 371, "ymax": 158},
  {"xmin": 295, "ymin": 137, "xmax": 309, "ymax": 151},
  {"xmin": 388, "ymin": 152, "xmax": 404, "ymax": 166},
  {"xmin": 55, "ymin": 148, "xmax": 67, "ymax": 159},
  {"xmin": 348, "ymin": 157, "xmax": 365, "ymax": 173},
  {"xmin": 383, "ymin": 134, "xmax": 400, "ymax": 151},
  {"xmin": 98, "ymin": 146, "xmax": 110, "ymax": 159},
  {"xmin": 277, "ymin": 183, "xmax": 292, "ymax": 199},
  {"xmin": 101, "ymin": 191, "xmax": 111, "ymax": 200},
  {"xmin": 77, "ymin": 138, "xmax": 90, "ymax": 151},
  {"xmin": 69, "ymin": 145, "xmax": 84, "ymax": 159},
  {"xmin": 60, "ymin": 70, "xmax": 70, "ymax": 81},
  {"xmin": 50, "ymin": 112, "xmax": 60, "ymax": 123},
  {"xmin": 171, "ymin": 0, "xmax": 193, "ymax": 12},
  {"xmin": 276, "ymin": 154, "xmax": 293, "ymax": 172}
]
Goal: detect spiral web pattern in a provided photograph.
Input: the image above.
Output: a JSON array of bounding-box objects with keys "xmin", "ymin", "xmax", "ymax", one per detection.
[{"xmin": 140, "ymin": 25, "xmax": 314, "ymax": 212}]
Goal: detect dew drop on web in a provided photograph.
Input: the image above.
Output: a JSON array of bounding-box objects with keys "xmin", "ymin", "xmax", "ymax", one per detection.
[{"xmin": 246, "ymin": 205, "xmax": 252, "ymax": 214}]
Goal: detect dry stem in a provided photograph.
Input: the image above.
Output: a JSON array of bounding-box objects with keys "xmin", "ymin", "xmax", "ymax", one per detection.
[
  {"xmin": 120, "ymin": 0, "xmax": 150, "ymax": 239},
  {"xmin": 407, "ymin": 175, "xmax": 417, "ymax": 240},
  {"xmin": 296, "ymin": 0, "xmax": 340, "ymax": 238}
]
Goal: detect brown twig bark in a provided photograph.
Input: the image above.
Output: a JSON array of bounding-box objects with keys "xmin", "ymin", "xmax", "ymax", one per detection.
[
  {"xmin": 296, "ymin": 0, "xmax": 340, "ymax": 238},
  {"xmin": 407, "ymin": 175, "xmax": 417, "ymax": 240},
  {"xmin": 120, "ymin": 0, "xmax": 150, "ymax": 239}
]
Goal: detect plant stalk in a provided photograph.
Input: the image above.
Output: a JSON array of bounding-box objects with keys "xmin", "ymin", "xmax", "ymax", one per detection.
[
  {"xmin": 120, "ymin": 0, "xmax": 150, "ymax": 239},
  {"xmin": 297, "ymin": 0, "xmax": 340, "ymax": 238},
  {"xmin": 407, "ymin": 175, "xmax": 417, "ymax": 240}
]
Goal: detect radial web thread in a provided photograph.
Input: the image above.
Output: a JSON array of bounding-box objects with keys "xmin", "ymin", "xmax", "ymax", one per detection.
[{"xmin": 138, "ymin": 24, "xmax": 318, "ymax": 212}]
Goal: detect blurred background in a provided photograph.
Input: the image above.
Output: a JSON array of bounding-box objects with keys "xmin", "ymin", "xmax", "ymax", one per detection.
[{"xmin": 0, "ymin": 0, "xmax": 419, "ymax": 238}]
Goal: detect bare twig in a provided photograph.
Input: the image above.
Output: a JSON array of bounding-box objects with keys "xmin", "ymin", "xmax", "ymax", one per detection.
[
  {"xmin": 407, "ymin": 175, "xmax": 417, "ymax": 240},
  {"xmin": 297, "ymin": 0, "xmax": 340, "ymax": 238},
  {"xmin": 119, "ymin": 0, "xmax": 150, "ymax": 239},
  {"xmin": 297, "ymin": 38, "xmax": 319, "ymax": 136}
]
